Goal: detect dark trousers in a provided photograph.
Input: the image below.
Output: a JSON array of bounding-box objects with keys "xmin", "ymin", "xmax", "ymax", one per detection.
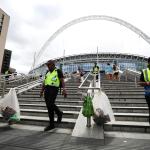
[
  {"xmin": 96, "ymin": 74, "xmax": 98, "ymax": 80},
  {"xmin": 44, "ymin": 86, "xmax": 61, "ymax": 126},
  {"xmin": 145, "ymin": 95, "xmax": 150, "ymax": 124}
]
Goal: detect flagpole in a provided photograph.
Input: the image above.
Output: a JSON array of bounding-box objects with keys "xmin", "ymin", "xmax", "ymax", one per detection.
[
  {"xmin": 63, "ymin": 49, "xmax": 65, "ymax": 72},
  {"xmin": 97, "ymin": 46, "xmax": 98, "ymax": 64}
]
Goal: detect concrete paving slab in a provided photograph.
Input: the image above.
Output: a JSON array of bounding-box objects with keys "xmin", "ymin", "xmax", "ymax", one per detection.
[
  {"xmin": 72, "ymin": 109, "xmax": 104, "ymax": 141},
  {"xmin": 0, "ymin": 123, "xmax": 150, "ymax": 150}
]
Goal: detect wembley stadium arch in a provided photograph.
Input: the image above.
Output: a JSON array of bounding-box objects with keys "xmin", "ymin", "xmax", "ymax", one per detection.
[
  {"xmin": 34, "ymin": 15, "xmax": 150, "ymax": 68},
  {"xmin": 30, "ymin": 15, "xmax": 150, "ymax": 75}
]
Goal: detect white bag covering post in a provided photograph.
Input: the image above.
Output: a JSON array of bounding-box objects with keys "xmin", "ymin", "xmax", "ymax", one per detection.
[
  {"xmin": 0, "ymin": 88, "xmax": 20, "ymax": 122},
  {"xmin": 92, "ymin": 90, "xmax": 115, "ymax": 125}
]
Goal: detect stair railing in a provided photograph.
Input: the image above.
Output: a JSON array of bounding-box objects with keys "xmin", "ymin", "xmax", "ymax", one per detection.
[
  {"xmin": 78, "ymin": 72, "xmax": 101, "ymax": 127},
  {"xmin": 123, "ymin": 69, "xmax": 141, "ymax": 87},
  {"xmin": 0, "ymin": 79, "xmax": 6, "ymax": 98},
  {"xmin": 0, "ymin": 73, "xmax": 39, "ymax": 97},
  {"xmin": 14, "ymin": 78, "xmax": 43, "ymax": 95}
]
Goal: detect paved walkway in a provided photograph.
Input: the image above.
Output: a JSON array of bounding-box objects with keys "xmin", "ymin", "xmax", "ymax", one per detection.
[{"xmin": 0, "ymin": 123, "xmax": 150, "ymax": 150}]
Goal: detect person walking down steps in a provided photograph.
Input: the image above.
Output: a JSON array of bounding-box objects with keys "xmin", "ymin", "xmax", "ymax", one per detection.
[
  {"xmin": 40, "ymin": 60, "xmax": 67, "ymax": 131},
  {"xmin": 139, "ymin": 57, "xmax": 150, "ymax": 125}
]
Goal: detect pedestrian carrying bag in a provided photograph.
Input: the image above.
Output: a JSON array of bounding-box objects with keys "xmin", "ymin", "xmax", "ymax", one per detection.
[{"xmin": 82, "ymin": 96, "xmax": 94, "ymax": 117}]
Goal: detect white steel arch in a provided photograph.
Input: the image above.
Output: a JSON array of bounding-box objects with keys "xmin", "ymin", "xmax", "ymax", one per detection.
[{"xmin": 35, "ymin": 15, "xmax": 150, "ymax": 67}]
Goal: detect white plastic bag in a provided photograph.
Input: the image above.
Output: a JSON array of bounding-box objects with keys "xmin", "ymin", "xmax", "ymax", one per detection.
[
  {"xmin": 92, "ymin": 90, "xmax": 115, "ymax": 125},
  {"xmin": 0, "ymin": 88, "xmax": 20, "ymax": 124}
]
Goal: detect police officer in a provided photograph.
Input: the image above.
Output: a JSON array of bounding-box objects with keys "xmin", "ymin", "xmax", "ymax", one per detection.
[
  {"xmin": 40, "ymin": 60, "xmax": 67, "ymax": 131},
  {"xmin": 92, "ymin": 62, "xmax": 100, "ymax": 81},
  {"xmin": 140, "ymin": 57, "xmax": 150, "ymax": 124}
]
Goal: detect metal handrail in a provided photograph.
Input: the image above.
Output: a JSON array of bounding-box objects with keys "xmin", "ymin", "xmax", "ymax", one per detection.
[
  {"xmin": 123, "ymin": 69, "xmax": 141, "ymax": 87},
  {"xmin": 0, "ymin": 80, "xmax": 6, "ymax": 98},
  {"xmin": 78, "ymin": 72, "xmax": 101, "ymax": 91},
  {"xmin": 14, "ymin": 78, "xmax": 43, "ymax": 94},
  {"xmin": 78, "ymin": 71, "xmax": 101, "ymax": 127},
  {"xmin": 0, "ymin": 73, "xmax": 28, "ymax": 98}
]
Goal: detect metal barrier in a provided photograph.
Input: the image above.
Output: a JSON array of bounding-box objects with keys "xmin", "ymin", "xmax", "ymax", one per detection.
[
  {"xmin": 123, "ymin": 69, "xmax": 141, "ymax": 87},
  {"xmin": 0, "ymin": 80, "xmax": 6, "ymax": 98},
  {"xmin": 78, "ymin": 72, "xmax": 101, "ymax": 127},
  {"xmin": 14, "ymin": 79, "xmax": 43, "ymax": 94},
  {"xmin": 0, "ymin": 73, "xmax": 41, "ymax": 98}
]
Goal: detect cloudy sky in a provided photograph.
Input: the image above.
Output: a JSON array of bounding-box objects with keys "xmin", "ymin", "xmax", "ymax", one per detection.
[{"xmin": 1, "ymin": 0, "xmax": 150, "ymax": 73}]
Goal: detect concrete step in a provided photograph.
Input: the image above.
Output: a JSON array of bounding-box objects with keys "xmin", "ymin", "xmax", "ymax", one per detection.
[
  {"xmin": 114, "ymin": 113, "xmax": 149, "ymax": 122},
  {"xmin": 110, "ymin": 101, "xmax": 147, "ymax": 107},
  {"xmin": 109, "ymin": 98, "xmax": 145, "ymax": 101},
  {"xmin": 101, "ymin": 83, "xmax": 140, "ymax": 87},
  {"xmin": 18, "ymin": 94, "xmax": 82, "ymax": 99},
  {"xmin": 34, "ymin": 86, "xmax": 82, "ymax": 89},
  {"xmin": 105, "ymin": 91, "xmax": 144, "ymax": 95},
  {"xmin": 103, "ymin": 89, "xmax": 144, "ymax": 92},
  {"xmin": 107, "ymin": 95, "xmax": 145, "ymax": 98},
  {"xmin": 101, "ymin": 81, "xmax": 135, "ymax": 84},
  {"xmin": 24, "ymin": 90, "xmax": 81, "ymax": 95},
  {"xmin": 104, "ymin": 121, "xmax": 150, "ymax": 133},
  {"xmin": 112, "ymin": 106, "xmax": 148, "ymax": 113},
  {"xmin": 20, "ymin": 109, "xmax": 79, "ymax": 118},
  {"xmin": 18, "ymin": 99, "xmax": 83, "ymax": 105},
  {"xmin": 33, "ymin": 88, "xmax": 81, "ymax": 92},
  {"xmin": 18, "ymin": 97, "xmax": 82, "ymax": 101},
  {"xmin": 0, "ymin": 115, "xmax": 76, "ymax": 129},
  {"xmin": 102, "ymin": 86, "xmax": 143, "ymax": 89},
  {"xmin": 19, "ymin": 104, "xmax": 82, "ymax": 111}
]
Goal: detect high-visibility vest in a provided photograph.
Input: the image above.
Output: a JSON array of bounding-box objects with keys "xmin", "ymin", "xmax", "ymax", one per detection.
[
  {"xmin": 93, "ymin": 66, "xmax": 99, "ymax": 74},
  {"xmin": 44, "ymin": 69, "xmax": 60, "ymax": 87},
  {"xmin": 143, "ymin": 68, "xmax": 150, "ymax": 82}
]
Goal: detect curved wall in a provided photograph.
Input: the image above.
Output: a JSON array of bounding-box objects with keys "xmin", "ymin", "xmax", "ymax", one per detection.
[{"xmin": 29, "ymin": 52, "xmax": 148, "ymax": 76}]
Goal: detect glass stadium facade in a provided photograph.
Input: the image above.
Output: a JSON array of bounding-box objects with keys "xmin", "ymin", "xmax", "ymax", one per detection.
[{"xmin": 29, "ymin": 52, "xmax": 148, "ymax": 76}]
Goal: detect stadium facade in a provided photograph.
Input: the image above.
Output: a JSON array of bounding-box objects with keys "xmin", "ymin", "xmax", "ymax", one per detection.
[{"xmin": 29, "ymin": 52, "xmax": 148, "ymax": 76}]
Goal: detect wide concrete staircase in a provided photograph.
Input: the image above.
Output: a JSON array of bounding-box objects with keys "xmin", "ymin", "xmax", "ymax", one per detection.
[
  {"xmin": 101, "ymin": 74, "xmax": 150, "ymax": 133},
  {"xmin": 1, "ymin": 73, "xmax": 150, "ymax": 134},
  {"xmin": 16, "ymin": 78, "xmax": 86, "ymax": 130}
]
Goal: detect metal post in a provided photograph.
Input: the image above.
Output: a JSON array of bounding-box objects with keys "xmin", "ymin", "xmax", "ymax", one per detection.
[
  {"xmin": 135, "ymin": 75, "xmax": 137, "ymax": 88},
  {"xmin": 87, "ymin": 117, "xmax": 91, "ymax": 127},
  {"xmin": 86, "ymin": 93, "xmax": 91, "ymax": 127},
  {"xmin": 93, "ymin": 74, "xmax": 96, "ymax": 87},
  {"xmin": 2, "ymin": 80, "xmax": 6, "ymax": 98},
  {"xmin": 125, "ymin": 70, "xmax": 127, "ymax": 81}
]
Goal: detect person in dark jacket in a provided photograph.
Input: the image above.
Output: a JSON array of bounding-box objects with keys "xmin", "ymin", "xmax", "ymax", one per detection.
[
  {"xmin": 92, "ymin": 62, "xmax": 100, "ymax": 81},
  {"xmin": 40, "ymin": 60, "xmax": 67, "ymax": 131},
  {"xmin": 139, "ymin": 57, "xmax": 150, "ymax": 124}
]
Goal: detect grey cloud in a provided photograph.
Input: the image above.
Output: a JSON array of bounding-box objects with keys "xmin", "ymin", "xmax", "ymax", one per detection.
[
  {"xmin": 11, "ymin": 50, "xmax": 34, "ymax": 66},
  {"xmin": 7, "ymin": 20, "xmax": 34, "ymax": 50},
  {"xmin": 34, "ymin": 4, "xmax": 62, "ymax": 20},
  {"xmin": 26, "ymin": 4, "xmax": 62, "ymax": 28}
]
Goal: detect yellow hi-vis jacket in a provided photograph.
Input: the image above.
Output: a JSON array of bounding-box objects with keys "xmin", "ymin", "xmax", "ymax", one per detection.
[
  {"xmin": 93, "ymin": 66, "xmax": 99, "ymax": 74},
  {"xmin": 44, "ymin": 69, "xmax": 60, "ymax": 87},
  {"xmin": 143, "ymin": 68, "xmax": 150, "ymax": 82}
]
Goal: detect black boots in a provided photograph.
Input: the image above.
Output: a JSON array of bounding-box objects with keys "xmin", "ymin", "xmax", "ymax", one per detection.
[
  {"xmin": 44, "ymin": 125, "xmax": 55, "ymax": 131},
  {"xmin": 57, "ymin": 112, "xmax": 63, "ymax": 123}
]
